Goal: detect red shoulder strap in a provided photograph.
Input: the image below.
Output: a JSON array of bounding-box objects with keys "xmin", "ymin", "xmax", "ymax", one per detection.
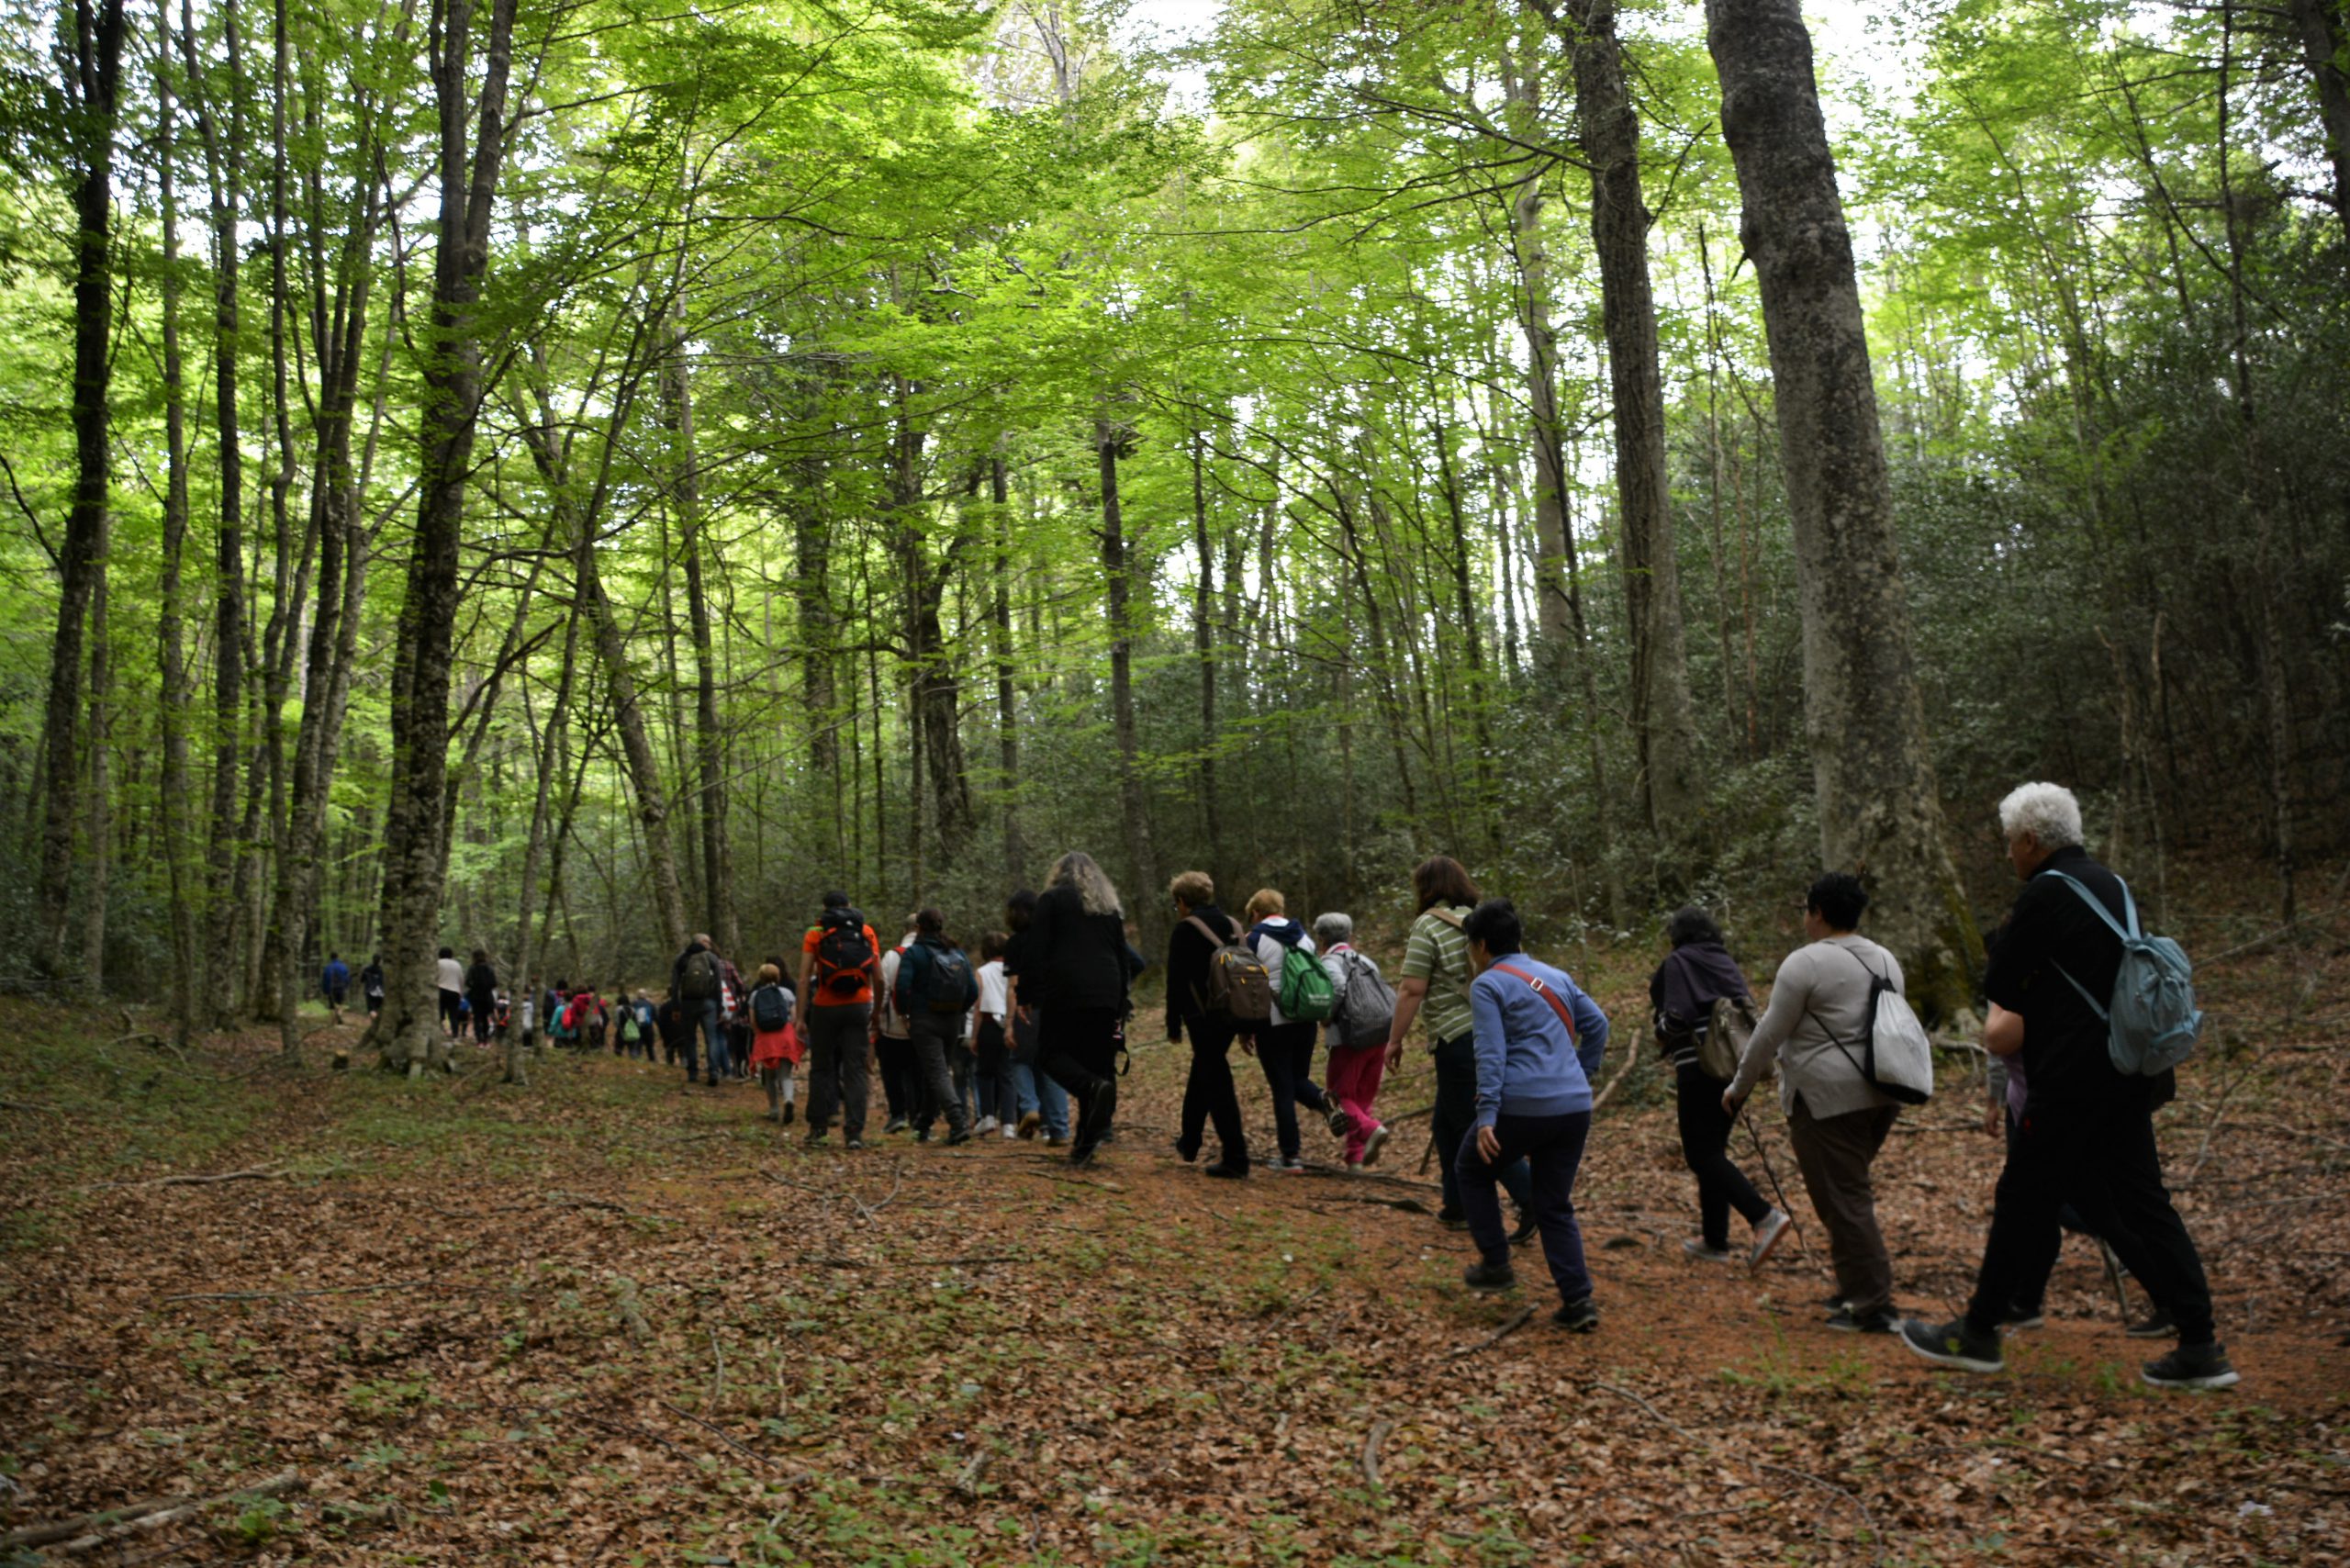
[{"xmin": 1490, "ymin": 963, "xmax": 1577, "ymax": 1041}]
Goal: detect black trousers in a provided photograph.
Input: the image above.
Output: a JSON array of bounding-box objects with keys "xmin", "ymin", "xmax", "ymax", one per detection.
[
  {"xmin": 875, "ymin": 1033, "xmax": 916, "ymax": 1122},
  {"xmin": 1431, "ymin": 1033, "xmax": 1531, "ymax": 1219},
  {"xmin": 1040, "ymin": 1005, "xmax": 1120, "ymax": 1154},
  {"xmin": 1176, "ymin": 1014, "xmax": 1249, "ymax": 1171},
  {"xmin": 1253, "ymin": 1018, "xmax": 1329, "ymax": 1161},
  {"xmin": 1964, "ymin": 1098, "xmax": 2216, "ymax": 1344},
  {"xmin": 1675, "ymin": 1063, "xmax": 1772, "ymax": 1248}
]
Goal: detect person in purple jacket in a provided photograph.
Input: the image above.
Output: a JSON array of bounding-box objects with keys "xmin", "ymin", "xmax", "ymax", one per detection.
[{"xmin": 1455, "ymin": 898, "xmax": 1611, "ymax": 1331}]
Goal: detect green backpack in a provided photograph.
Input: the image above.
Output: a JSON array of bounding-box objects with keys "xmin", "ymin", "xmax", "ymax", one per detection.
[{"xmin": 1277, "ymin": 943, "xmax": 1336, "ymax": 1022}]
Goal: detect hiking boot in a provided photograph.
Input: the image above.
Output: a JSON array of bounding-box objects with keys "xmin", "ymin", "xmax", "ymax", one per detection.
[
  {"xmin": 1899, "ymin": 1316, "xmax": 2003, "ymax": 1372},
  {"xmin": 1172, "ymin": 1139, "xmax": 1199, "ymax": 1164},
  {"xmin": 1017, "ymin": 1112, "xmax": 1042, "ymax": 1140},
  {"xmin": 1046, "ymin": 1135, "xmax": 1069, "ymax": 1148},
  {"xmin": 1271, "ymin": 1156, "xmax": 1304, "ymax": 1173},
  {"xmin": 1360, "ymin": 1125, "xmax": 1391, "ymax": 1166},
  {"xmin": 803, "ymin": 1131, "xmax": 830, "ymax": 1148},
  {"xmin": 781, "ymin": 1102, "xmax": 796, "ymax": 1126},
  {"xmin": 845, "ymin": 1137, "xmax": 866, "ymax": 1151},
  {"xmin": 1552, "ymin": 1297, "xmax": 1600, "ymax": 1333},
  {"xmin": 1462, "ymin": 1259, "xmax": 1517, "ymax": 1293},
  {"xmin": 1067, "ymin": 1145, "xmax": 1098, "ymax": 1170},
  {"xmin": 1438, "ymin": 1209, "xmax": 1469, "ymax": 1231},
  {"xmin": 2126, "ymin": 1304, "xmax": 2177, "ymax": 1339},
  {"xmin": 1998, "ymin": 1305, "xmax": 2046, "ymax": 1332},
  {"xmin": 884, "ymin": 1116, "xmax": 910, "ymax": 1135},
  {"xmin": 1826, "ymin": 1305, "xmax": 1902, "ymax": 1336},
  {"xmin": 914, "ymin": 1127, "xmax": 932, "ymax": 1144},
  {"xmin": 1325, "ymin": 1104, "xmax": 1355, "ymax": 1138},
  {"xmin": 2141, "ymin": 1342, "xmax": 2240, "ymax": 1391},
  {"xmin": 944, "ymin": 1127, "xmax": 973, "ymax": 1148},
  {"xmin": 1749, "ymin": 1208, "xmax": 1793, "ymax": 1271},
  {"xmin": 1683, "ymin": 1238, "xmax": 1738, "ymax": 1263},
  {"xmin": 1203, "ymin": 1162, "xmax": 1248, "ymax": 1180}
]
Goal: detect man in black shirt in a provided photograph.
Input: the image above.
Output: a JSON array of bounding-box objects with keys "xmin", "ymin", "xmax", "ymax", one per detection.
[
  {"xmin": 1904, "ymin": 783, "xmax": 2236, "ymax": 1390},
  {"xmin": 1166, "ymin": 870, "xmax": 1251, "ymax": 1178}
]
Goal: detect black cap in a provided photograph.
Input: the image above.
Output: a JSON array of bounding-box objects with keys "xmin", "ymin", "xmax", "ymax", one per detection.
[{"xmin": 822, "ymin": 890, "xmax": 850, "ymax": 908}]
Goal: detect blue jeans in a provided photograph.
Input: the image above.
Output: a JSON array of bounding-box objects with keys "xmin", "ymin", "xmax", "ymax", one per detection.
[
  {"xmin": 1458, "ymin": 1110, "xmax": 1595, "ymax": 1307},
  {"xmin": 696, "ymin": 999, "xmax": 729, "ymax": 1080},
  {"xmin": 1012, "ymin": 1061, "xmax": 1069, "ymax": 1139}
]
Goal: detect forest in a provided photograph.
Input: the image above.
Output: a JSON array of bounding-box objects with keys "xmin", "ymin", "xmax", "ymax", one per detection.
[{"xmin": 2, "ymin": 0, "xmax": 2344, "ymax": 1056}]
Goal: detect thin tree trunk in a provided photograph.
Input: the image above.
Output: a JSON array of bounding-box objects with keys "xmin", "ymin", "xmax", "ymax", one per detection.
[
  {"xmin": 667, "ymin": 320, "xmax": 734, "ymax": 954},
  {"xmin": 1557, "ymin": 0, "xmax": 1703, "ymax": 876},
  {"xmin": 2288, "ymin": 0, "xmax": 2350, "ymax": 251},
  {"xmin": 1098, "ymin": 416, "xmax": 1158, "ymax": 935},
  {"xmin": 82, "ymin": 532, "xmax": 111, "ymax": 990},
  {"xmin": 1706, "ymin": 0, "xmax": 1981, "ymax": 1016},
  {"xmin": 157, "ymin": 9, "xmax": 197, "ymax": 1043},
  {"xmin": 37, "ymin": 0, "xmax": 128, "ymax": 983},
  {"xmin": 1189, "ymin": 432, "xmax": 1223, "ymax": 877},
  {"xmin": 992, "ymin": 454, "xmax": 1024, "ymax": 883}
]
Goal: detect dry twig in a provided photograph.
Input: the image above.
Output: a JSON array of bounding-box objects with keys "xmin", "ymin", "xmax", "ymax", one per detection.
[
  {"xmin": 1449, "ymin": 1305, "xmax": 1535, "ymax": 1358},
  {"xmin": 1360, "ymin": 1418, "xmax": 1393, "ymax": 1487}
]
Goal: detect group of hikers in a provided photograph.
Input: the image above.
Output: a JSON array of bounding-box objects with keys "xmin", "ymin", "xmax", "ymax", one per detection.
[{"xmin": 351, "ymin": 780, "xmax": 2234, "ymax": 1392}]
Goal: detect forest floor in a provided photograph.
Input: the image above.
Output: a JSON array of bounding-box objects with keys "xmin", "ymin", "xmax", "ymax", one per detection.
[{"xmin": 4, "ymin": 899, "xmax": 2346, "ymax": 1566}]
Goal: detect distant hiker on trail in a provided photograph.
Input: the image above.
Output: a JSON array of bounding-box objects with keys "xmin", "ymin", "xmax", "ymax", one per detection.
[
  {"xmin": 720, "ymin": 952, "xmax": 753, "ymax": 1081},
  {"xmin": 674, "ymin": 934, "xmax": 731, "ymax": 1086},
  {"xmin": 518, "ymin": 981, "xmax": 537, "ymax": 1050},
  {"xmin": 748, "ymin": 963, "xmax": 801, "ymax": 1124},
  {"xmin": 655, "ymin": 991, "xmax": 688, "ymax": 1069},
  {"xmin": 1245, "ymin": 889, "xmax": 1344, "ymax": 1171},
  {"xmin": 361, "ymin": 955, "xmax": 386, "ymax": 1018},
  {"xmin": 1315, "ymin": 913, "xmax": 1395, "ymax": 1168},
  {"xmin": 466, "ymin": 949, "xmax": 498, "ymax": 1047},
  {"xmin": 1002, "ymin": 889, "xmax": 1069, "ymax": 1147},
  {"xmin": 633, "ymin": 991, "xmax": 659, "ymax": 1062},
  {"xmin": 436, "ymin": 946, "xmax": 465, "ymax": 1036},
  {"xmin": 873, "ymin": 917, "xmax": 920, "ymax": 1134},
  {"xmin": 970, "ymin": 932, "xmax": 1015, "ymax": 1137},
  {"xmin": 1166, "ymin": 870, "xmax": 1254, "ymax": 1179},
  {"xmin": 1721, "ymin": 873, "xmax": 1909, "ymax": 1335},
  {"xmin": 1029, "ymin": 851, "xmax": 1139, "ymax": 1169},
  {"xmin": 897, "ymin": 908, "xmax": 980, "ymax": 1146},
  {"xmin": 1389, "ymin": 857, "xmax": 1536, "ymax": 1240},
  {"xmin": 321, "ymin": 953, "xmax": 351, "ymax": 1023},
  {"xmin": 797, "ymin": 891, "xmax": 879, "ymax": 1148},
  {"xmin": 1454, "ymin": 898, "xmax": 1611, "ymax": 1333},
  {"xmin": 1904, "ymin": 783, "xmax": 2236, "ymax": 1392},
  {"xmin": 1650, "ymin": 909, "xmax": 1792, "ymax": 1271}
]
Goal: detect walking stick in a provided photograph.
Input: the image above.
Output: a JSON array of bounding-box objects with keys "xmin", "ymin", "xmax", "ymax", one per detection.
[{"xmin": 1739, "ymin": 1106, "xmax": 1826, "ymax": 1278}]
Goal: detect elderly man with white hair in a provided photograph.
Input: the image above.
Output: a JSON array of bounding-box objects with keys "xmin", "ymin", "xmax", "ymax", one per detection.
[{"xmin": 1902, "ymin": 783, "xmax": 2238, "ymax": 1390}]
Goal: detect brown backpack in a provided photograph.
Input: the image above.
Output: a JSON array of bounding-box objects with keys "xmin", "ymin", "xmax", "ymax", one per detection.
[{"xmin": 1188, "ymin": 915, "xmax": 1273, "ymax": 1025}]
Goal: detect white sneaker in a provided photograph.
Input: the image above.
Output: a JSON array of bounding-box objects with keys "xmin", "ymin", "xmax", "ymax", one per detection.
[
  {"xmin": 1749, "ymin": 1208, "xmax": 1794, "ymax": 1271},
  {"xmin": 1001, "ymin": 1124, "xmax": 1019, "ymax": 1138},
  {"xmin": 978, "ymin": 1115, "xmax": 1000, "ymax": 1135}
]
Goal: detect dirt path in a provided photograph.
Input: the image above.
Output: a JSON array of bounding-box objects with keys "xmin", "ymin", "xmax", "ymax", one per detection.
[{"xmin": 3, "ymin": 1013, "xmax": 2345, "ymax": 1565}]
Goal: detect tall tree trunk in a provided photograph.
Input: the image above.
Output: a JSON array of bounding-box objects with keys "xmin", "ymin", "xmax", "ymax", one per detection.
[
  {"xmin": 1189, "ymin": 432, "xmax": 1223, "ymax": 878},
  {"xmin": 157, "ymin": 8, "xmax": 198, "ymax": 1043},
  {"xmin": 1428, "ymin": 402, "xmax": 1500, "ymax": 852},
  {"xmin": 668, "ymin": 321, "xmax": 735, "ymax": 954},
  {"xmin": 1706, "ymin": 0, "xmax": 1980, "ymax": 1017},
  {"xmin": 2288, "ymin": 0, "xmax": 2350, "ymax": 250},
  {"xmin": 992, "ymin": 454, "xmax": 1024, "ymax": 883},
  {"xmin": 82, "ymin": 530, "xmax": 111, "ymax": 990},
  {"xmin": 508, "ymin": 563, "xmax": 585, "ymax": 1086},
  {"xmin": 37, "ymin": 0, "xmax": 127, "ymax": 983},
  {"xmin": 1558, "ymin": 0, "xmax": 1703, "ymax": 876},
  {"xmin": 371, "ymin": 0, "xmax": 520, "ymax": 1074},
  {"xmin": 1097, "ymin": 416, "xmax": 1158, "ymax": 935}
]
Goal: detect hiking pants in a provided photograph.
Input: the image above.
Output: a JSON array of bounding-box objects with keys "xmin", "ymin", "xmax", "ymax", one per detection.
[
  {"xmin": 804, "ymin": 1003, "xmax": 871, "ymax": 1140},
  {"xmin": 1039, "ymin": 1005, "xmax": 1120, "ymax": 1155},
  {"xmin": 694, "ymin": 999, "xmax": 730, "ymax": 1081},
  {"xmin": 1325, "ymin": 1042, "xmax": 1387, "ymax": 1164},
  {"xmin": 1676, "ymin": 1062, "xmax": 1772, "ymax": 1249},
  {"xmin": 1176, "ymin": 1014, "xmax": 1249, "ymax": 1171},
  {"xmin": 975, "ymin": 1018, "xmax": 1014, "ymax": 1123},
  {"xmin": 1431, "ymin": 1033, "xmax": 1532, "ymax": 1219},
  {"xmin": 1458, "ymin": 1111, "xmax": 1594, "ymax": 1307},
  {"xmin": 909, "ymin": 1016, "xmax": 972, "ymax": 1137},
  {"xmin": 1787, "ymin": 1096, "xmax": 1899, "ymax": 1318},
  {"xmin": 1965, "ymin": 1098, "xmax": 2216, "ymax": 1345},
  {"xmin": 1253, "ymin": 1018, "xmax": 1328, "ymax": 1161},
  {"xmin": 874, "ymin": 1033, "xmax": 915, "ymax": 1124}
]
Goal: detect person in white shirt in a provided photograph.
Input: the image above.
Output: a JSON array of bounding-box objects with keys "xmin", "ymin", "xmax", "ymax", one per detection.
[
  {"xmin": 435, "ymin": 946, "xmax": 465, "ymax": 1036},
  {"xmin": 970, "ymin": 933, "xmax": 1014, "ymax": 1136},
  {"xmin": 1244, "ymin": 888, "xmax": 1347, "ymax": 1171}
]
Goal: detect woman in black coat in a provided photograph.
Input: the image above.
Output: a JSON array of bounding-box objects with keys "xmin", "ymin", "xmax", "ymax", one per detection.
[
  {"xmin": 1651, "ymin": 908, "xmax": 1788, "ymax": 1269},
  {"xmin": 1027, "ymin": 851, "xmax": 1138, "ymax": 1166}
]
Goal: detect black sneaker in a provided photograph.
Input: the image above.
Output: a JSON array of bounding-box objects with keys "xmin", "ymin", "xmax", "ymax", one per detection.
[
  {"xmin": 1998, "ymin": 1305, "xmax": 2046, "ymax": 1332},
  {"xmin": 1203, "ymin": 1162, "xmax": 1248, "ymax": 1180},
  {"xmin": 1067, "ymin": 1145, "xmax": 1098, "ymax": 1170},
  {"xmin": 884, "ymin": 1117, "xmax": 910, "ymax": 1135},
  {"xmin": 1091, "ymin": 1076, "xmax": 1117, "ymax": 1134},
  {"xmin": 1826, "ymin": 1305, "xmax": 1902, "ymax": 1336},
  {"xmin": 1552, "ymin": 1297, "xmax": 1600, "ymax": 1333},
  {"xmin": 1438, "ymin": 1208, "xmax": 1468, "ymax": 1231},
  {"xmin": 944, "ymin": 1127, "xmax": 972, "ymax": 1147},
  {"xmin": 803, "ymin": 1131, "xmax": 830, "ymax": 1148},
  {"xmin": 1172, "ymin": 1139, "xmax": 1198, "ymax": 1164},
  {"xmin": 781, "ymin": 1102, "xmax": 796, "ymax": 1126},
  {"xmin": 1462, "ymin": 1259, "xmax": 1516, "ymax": 1293},
  {"xmin": 1324, "ymin": 1104, "xmax": 1355, "ymax": 1138},
  {"xmin": 2141, "ymin": 1342, "xmax": 2240, "ymax": 1391},
  {"xmin": 1509, "ymin": 1211, "xmax": 1539, "ymax": 1246},
  {"xmin": 1899, "ymin": 1316, "xmax": 2004, "ymax": 1372},
  {"xmin": 2126, "ymin": 1305, "xmax": 2177, "ymax": 1339},
  {"xmin": 845, "ymin": 1137, "xmax": 865, "ymax": 1151}
]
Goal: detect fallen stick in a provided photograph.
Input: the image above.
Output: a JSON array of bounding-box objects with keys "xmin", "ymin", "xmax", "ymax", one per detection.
[
  {"xmin": 161, "ymin": 1278, "xmax": 472, "ymax": 1305},
  {"xmin": 1360, "ymin": 1418, "xmax": 1393, "ymax": 1488},
  {"xmin": 86, "ymin": 1164, "xmax": 285, "ymax": 1191},
  {"xmin": 1449, "ymin": 1305, "xmax": 1534, "ymax": 1359},
  {"xmin": 1588, "ymin": 1052, "xmax": 1639, "ymax": 1115},
  {"xmin": 50, "ymin": 1470, "xmax": 304, "ymax": 1555}
]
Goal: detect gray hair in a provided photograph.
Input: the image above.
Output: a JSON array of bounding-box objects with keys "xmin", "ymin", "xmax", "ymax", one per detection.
[
  {"xmin": 1998, "ymin": 781, "xmax": 2085, "ymax": 850},
  {"xmin": 1050, "ymin": 850, "xmax": 1124, "ymax": 918},
  {"xmin": 1313, "ymin": 912, "xmax": 1353, "ymax": 947}
]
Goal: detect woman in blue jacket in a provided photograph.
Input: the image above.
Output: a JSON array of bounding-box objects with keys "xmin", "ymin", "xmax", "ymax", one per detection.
[{"xmin": 1456, "ymin": 898, "xmax": 1611, "ymax": 1330}]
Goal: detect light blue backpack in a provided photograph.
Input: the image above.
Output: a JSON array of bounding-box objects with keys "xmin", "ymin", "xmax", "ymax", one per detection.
[{"xmin": 2044, "ymin": 871, "xmax": 2202, "ymax": 1076}]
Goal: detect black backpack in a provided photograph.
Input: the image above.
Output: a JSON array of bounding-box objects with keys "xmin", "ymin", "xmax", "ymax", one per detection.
[
  {"xmin": 813, "ymin": 911, "xmax": 876, "ymax": 997},
  {"xmin": 679, "ymin": 947, "xmax": 722, "ymax": 1002},
  {"xmin": 917, "ymin": 946, "xmax": 979, "ymax": 1014},
  {"xmin": 750, "ymin": 982, "xmax": 791, "ymax": 1033}
]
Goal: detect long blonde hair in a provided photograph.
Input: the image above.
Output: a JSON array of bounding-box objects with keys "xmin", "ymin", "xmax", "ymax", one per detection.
[{"xmin": 1050, "ymin": 850, "xmax": 1124, "ymax": 917}]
